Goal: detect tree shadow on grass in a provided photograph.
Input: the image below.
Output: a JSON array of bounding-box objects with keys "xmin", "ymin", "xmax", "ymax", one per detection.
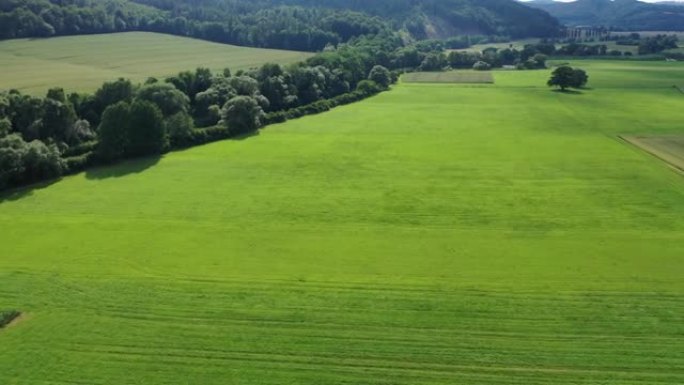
[
  {"xmin": 0, "ymin": 178, "xmax": 63, "ymax": 204},
  {"xmin": 231, "ymin": 130, "xmax": 261, "ymax": 141},
  {"xmin": 551, "ymin": 89, "xmax": 584, "ymax": 95},
  {"xmin": 85, "ymin": 155, "xmax": 161, "ymax": 180}
]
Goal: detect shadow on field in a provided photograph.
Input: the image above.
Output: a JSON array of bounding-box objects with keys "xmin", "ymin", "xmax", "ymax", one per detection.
[
  {"xmin": 86, "ymin": 155, "xmax": 161, "ymax": 180},
  {"xmin": 232, "ymin": 130, "xmax": 261, "ymax": 141},
  {"xmin": 0, "ymin": 179, "xmax": 62, "ymax": 204},
  {"xmin": 552, "ymin": 89, "xmax": 584, "ymax": 95}
]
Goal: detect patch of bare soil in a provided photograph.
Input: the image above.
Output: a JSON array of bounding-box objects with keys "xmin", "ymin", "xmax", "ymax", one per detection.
[{"xmin": 621, "ymin": 135, "xmax": 684, "ymax": 172}]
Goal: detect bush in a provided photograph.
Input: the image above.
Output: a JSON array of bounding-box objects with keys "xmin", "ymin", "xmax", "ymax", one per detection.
[
  {"xmin": 221, "ymin": 96, "xmax": 266, "ymax": 135},
  {"xmin": 0, "ymin": 134, "xmax": 64, "ymax": 189},
  {"xmin": 368, "ymin": 65, "xmax": 392, "ymax": 89},
  {"xmin": 473, "ymin": 61, "xmax": 492, "ymax": 71},
  {"xmin": 64, "ymin": 152, "xmax": 95, "ymax": 174},
  {"xmin": 356, "ymin": 80, "xmax": 381, "ymax": 96}
]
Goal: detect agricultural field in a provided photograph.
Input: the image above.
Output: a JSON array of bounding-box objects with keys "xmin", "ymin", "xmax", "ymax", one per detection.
[
  {"xmin": 622, "ymin": 135, "xmax": 684, "ymax": 171},
  {"xmin": 1, "ymin": 60, "xmax": 684, "ymax": 384},
  {"xmin": 403, "ymin": 71, "xmax": 494, "ymax": 83},
  {"xmin": 0, "ymin": 32, "xmax": 313, "ymax": 96}
]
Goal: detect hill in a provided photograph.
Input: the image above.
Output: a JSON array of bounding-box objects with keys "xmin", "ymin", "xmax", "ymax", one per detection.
[
  {"xmin": 0, "ymin": 32, "xmax": 312, "ymax": 95},
  {"xmin": 0, "ymin": 0, "xmax": 561, "ymax": 52},
  {"xmin": 2, "ymin": 60, "xmax": 684, "ymax": 384},
  {"xmin": 527, "ymin": 0, "xmax": 684, "ymax": 30}
]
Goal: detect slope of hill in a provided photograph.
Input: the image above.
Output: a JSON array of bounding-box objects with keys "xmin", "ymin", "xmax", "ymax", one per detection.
[
  {"xmin": 132, "ymin": 0, "xmax": 562, "ymax": 39},
  {"xmin": 0, "ymin": 32, "xmax": 313, "ymax": 95},
  {"xmin": 527, "ymin": 0, "xmax": 684, "ymax": 30},
  {"xmin": 0, "ymin": 0, "xmax": 561, "ymax": 52}
]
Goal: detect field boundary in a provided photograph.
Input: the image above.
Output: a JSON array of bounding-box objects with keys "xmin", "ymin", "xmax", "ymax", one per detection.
[
  {"xmin": 620, "ymin": 135, "xmax": 684, "ymax": 172},
  {"xmin": 403, "ymin": 71, "xmax": 494, "ymax": 84}
]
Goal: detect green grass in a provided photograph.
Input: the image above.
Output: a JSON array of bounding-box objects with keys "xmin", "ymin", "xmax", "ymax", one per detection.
[
  {"xmin": 1, "ymin": 60, "xmax": 684, "ymax": 384},
  {"xmin": 0, "ymin": 32, "xmax": 313, "ymax": 96},
  {"xmin": 403, "ymin": 71, "xmax": 494, "ymax": 84}
]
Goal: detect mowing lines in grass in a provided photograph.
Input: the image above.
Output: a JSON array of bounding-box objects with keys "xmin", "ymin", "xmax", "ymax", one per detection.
[
  {"xmin": 403, "ymin": 71, "xmax": 494, "ymax": 84},
  {"xmin": 621, "ymin": 135, "xmax": 684, "ymax": 172}
]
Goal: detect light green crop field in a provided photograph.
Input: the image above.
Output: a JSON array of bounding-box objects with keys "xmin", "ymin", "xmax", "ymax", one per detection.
[
  {"xmin": 403, "ymin": 71, "xmax": 494, "ymax": 84},
  {"xmin": 2, "ymin": 60, "xmax": 684, "ymax": 384},
  {"xmin": 0, "ymin": 32, "xmax": 312, "ymax": 96}
]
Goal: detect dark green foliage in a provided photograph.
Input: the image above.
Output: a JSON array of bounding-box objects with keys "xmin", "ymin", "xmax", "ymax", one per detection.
[
  {"xmin": 127, "ymin": 100, "xmax": 167, "ymax": 157},
  {"xmin": 97, "ymin": 102, "xmax": 131, "ymax": 162},
  {"xmin": 368, "ymin": 65, "xmax": 391, "ymax": 89},
  {"xmin": 137, "ymin": 83, "xmax": 190, "ymax": 117},
  {"xmin": 97, "ymin": 100, "xmax": 167, "ymax": 160},
  {"xmin": 548, "ymin": 66, "xmax": 588, "ymax": 91},
  {"xmin": 419, "ymin": 53, "xmax": 447, "ymax": 72},
  {"xmin": 221, "ymin": 96, "xmax": 265, "ymax": 135},
  {"xmin": 166, "ymin": 111, "xmax": 194, "ymax": 147},
  {"xmin": 638, "ymin": 35, "xmax": 679, "ymax": 55},
  {"xmin": 0, "ymin": 134, "xmax": 64, "ymax": 189},
  {"xmin": 94, "ymin": 79, "xmax": 134, "ymax": 123},
  {"xmin": 0, "ymin": 118, "xmax": 10, "ymax": 137},
  {"xmin": 0, "ymin": 310, "xmax": 20, "ymax": 328}
]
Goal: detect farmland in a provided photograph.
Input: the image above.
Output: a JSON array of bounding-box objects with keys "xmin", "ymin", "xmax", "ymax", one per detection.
[
  {"xmin": 403, "ymin": 71, "xmax": 494, "ymax": 83},
  {"xmin": 1, "ymin": 60, "xmax": 684, "ymax": 384},
  {"xmin": 0, "ymin": 32, "xmax": 313, "ymax": 96}
]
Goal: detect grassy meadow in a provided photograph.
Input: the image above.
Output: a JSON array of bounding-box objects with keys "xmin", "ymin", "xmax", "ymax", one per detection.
[
  {"xmin": 1, "ymin": 60, "xmax": 684, "ymax": 384},
  {"xmin": 0, "ymin": 32, "xmax": 312, "ymax": 96}
]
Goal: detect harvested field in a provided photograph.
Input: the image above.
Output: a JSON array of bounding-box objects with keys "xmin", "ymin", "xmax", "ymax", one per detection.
[
  {"xmin": 403, "ymin": 71, "xmax": 494, "ymax": 84},
  {"xmin": 621, "ymin": 135, "xmax": 684, "ymax": 171}
]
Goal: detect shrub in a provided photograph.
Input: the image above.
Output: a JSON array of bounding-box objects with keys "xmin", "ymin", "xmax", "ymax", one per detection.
[{"xmin": 473, "ymin": 61, "xmax": 492, "ymax": 71}]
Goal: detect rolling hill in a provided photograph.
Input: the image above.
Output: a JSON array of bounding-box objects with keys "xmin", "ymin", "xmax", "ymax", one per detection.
[
  {"xmin": 0, "ymin": 32, "xmax": 312, "ymax": 95},
  {"xmin": 527, "ymin": 0, "xmax": 684, "ymax": 30}
]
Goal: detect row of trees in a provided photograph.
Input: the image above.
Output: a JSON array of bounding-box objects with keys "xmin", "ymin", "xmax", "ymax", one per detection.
[{"xmin": 0, "ymin": 33, "xmax": 409, "ymax": 191}]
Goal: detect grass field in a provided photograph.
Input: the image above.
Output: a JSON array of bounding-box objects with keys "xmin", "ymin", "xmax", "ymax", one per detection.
[
  {"xmin": 403, "ymin": 71, "xmax": 494, "ymax": 84},
  {"xmin": 0, "ymin": 32, "xmax": 312, "ymax": 96},
  {"xmin": 1, "ymin": 60, "xmax": 684, "ymax": 384}
]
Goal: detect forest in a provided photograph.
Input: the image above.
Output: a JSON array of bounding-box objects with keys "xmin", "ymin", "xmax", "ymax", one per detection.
[{"xmin": 0, "ymin": 0, "xmax": 561, "ymax": 51}]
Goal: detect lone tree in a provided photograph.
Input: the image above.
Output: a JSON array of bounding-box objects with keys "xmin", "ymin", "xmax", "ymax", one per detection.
[{"xmin": 548, "ymin": 66, "xmax": 588, "ymax": 91}]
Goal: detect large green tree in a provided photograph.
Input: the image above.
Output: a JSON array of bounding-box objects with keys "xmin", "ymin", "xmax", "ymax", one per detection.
[
  {"xmin": 221, "ymin": 96, "xmax": 265, "ymax": 135},
  {"xmin": 548, "ymin": 66, "xmax": 588, "ymax": 91},
  {"xmin": 127, "ymin": 100, "xmax": 167, "ymax": 157}
]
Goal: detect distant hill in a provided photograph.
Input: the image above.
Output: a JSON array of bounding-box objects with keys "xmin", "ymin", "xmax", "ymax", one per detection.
[
  {"xmin": 526, "ymin": 0, "xmax": 684, "ymax": 30},
  {"xmin": 0, "ymin": 0, "xmax": 562, "ymax": 51}
]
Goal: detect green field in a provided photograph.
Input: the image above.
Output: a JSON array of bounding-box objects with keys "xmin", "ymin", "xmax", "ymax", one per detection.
[
  {"xmin": 403, "ymin": 71, "xmax": 494, "ymax": 84},
  {"xmin": 0, "ymin": 32, "xmax": 313, "ymax": 96},
  {"xmin": 2, "ymin": 60, "xmax": 684, "ymax": 384}
]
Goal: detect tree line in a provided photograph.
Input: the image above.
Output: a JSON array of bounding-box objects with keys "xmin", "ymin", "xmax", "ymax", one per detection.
[{"xmin": 1, "ymin": 34, "xmax": 426, "ymax": 192}]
